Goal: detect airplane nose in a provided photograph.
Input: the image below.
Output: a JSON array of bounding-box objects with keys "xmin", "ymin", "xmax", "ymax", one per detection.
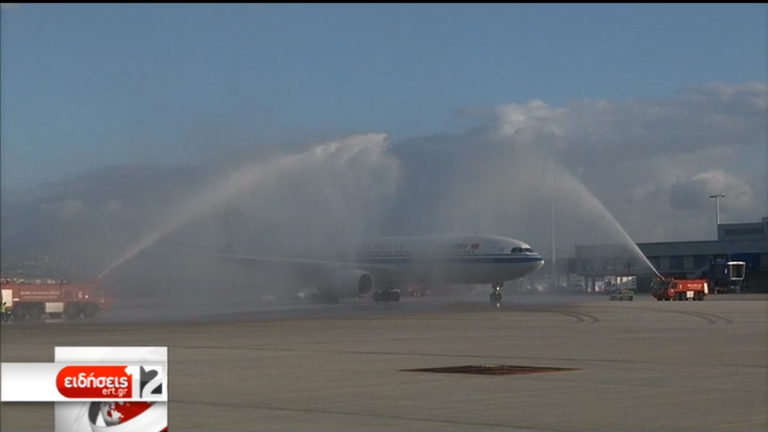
[
  {"xmin": 530, "ymin": 254, "xmax": 545, "ymax": 271},
  {"xmin": 516, "ymin": 257, "xmax": 545, "ymax": 279}
]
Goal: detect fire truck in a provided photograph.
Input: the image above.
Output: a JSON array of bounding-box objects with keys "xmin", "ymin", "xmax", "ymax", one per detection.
[
  {"xmin": 1, "ymin": 278, "xmax": 109, "ymax": 320},
  {"xmin": 651, "ymin": 278, "xmax": 709, "ymax": 301}
]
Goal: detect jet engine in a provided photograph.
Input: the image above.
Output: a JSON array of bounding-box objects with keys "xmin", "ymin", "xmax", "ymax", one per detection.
[{"xmin": 324, "ymin": 270, "xmax": 374, "ymax": 298}]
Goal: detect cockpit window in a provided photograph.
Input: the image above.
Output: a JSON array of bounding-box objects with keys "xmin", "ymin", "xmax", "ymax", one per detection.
[{"xmin": 511, "ymin": 247, "xmax": 534, "ymax": 253}]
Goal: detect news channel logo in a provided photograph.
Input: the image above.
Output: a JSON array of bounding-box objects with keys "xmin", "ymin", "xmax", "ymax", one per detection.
[{"xmin": 55, "ymin": 347, "xmax": 168, "ymax": 432}]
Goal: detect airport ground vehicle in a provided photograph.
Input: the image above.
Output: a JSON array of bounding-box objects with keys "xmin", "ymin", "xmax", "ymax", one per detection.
[
  {"xmin": 651, "ymin": 278, "xmax": 708, "ymax": 301},
  {"xmin": 0, "ymin": 278, "xmax": 109, "ymax": 320},
  {"xmin": 609, "ymin": 288, "xmax": 634, "ymax": 301},
  {"xmin": 706, "ymin": 259, "xmax": 746, "ymax": 294}
]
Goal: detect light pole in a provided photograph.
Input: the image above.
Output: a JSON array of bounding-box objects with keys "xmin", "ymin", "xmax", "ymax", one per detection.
[
  {"xmin": 550, "ymin": 200, "xmax": 556, "ymax": 288},
  {"xmin": 708, "ymin": 193, "xmax": 725, "ymax": 225}
]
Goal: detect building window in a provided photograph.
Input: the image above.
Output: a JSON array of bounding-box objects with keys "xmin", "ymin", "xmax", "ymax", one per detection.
[
  {"xmin": 693, "ymin": 255, "xmax": 709, "ymax": 269},
  {"xmin": 669, "ymin": 256, "xmax": 684, "ymax": 270},
  {"xmin": 723, "ymin": 227, "xmax": 765, "ymax": 237},
  {"xmin": 649, "ymin": 257, "xmax": 661, "ymax": 271},
  {"xmin": 683, "ymin": 256, "xmax": 694, "ymax": 269}
]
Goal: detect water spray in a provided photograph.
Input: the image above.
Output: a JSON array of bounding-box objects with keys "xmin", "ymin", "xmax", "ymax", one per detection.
[
  {"xmin": 97, "ymin": 134, "xmax": 393, "ymax": 280},
  {"xmin": 558, "ymin": 173, "xmax": 664, "ymax": 279},
  {"xmin": 522, "ymin": 152, "xmax": 664, "ymax": 280}
]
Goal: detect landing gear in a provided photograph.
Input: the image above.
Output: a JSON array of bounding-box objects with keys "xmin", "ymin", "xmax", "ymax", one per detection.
[
  {"xmin": 373, "ymin": 289, "xmax": 400, "ymax": 303},
  {"xmin": 489, "ymin": 282, "xmax": 503, "ymax": 307}
]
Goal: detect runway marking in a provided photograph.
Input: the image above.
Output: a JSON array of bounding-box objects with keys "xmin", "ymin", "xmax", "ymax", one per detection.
[
  {"xmin": 516, "ymin": 308, "xmax": 600, "ymax": 324},
  {"xmin": 620, "ymin": 306, "xmax": 735, "ymax": 325},
  {"xmin": 679, "ymin": 311, "xmax": 734, "ymax": 325},
  {"xmin": 547, "ymin": 310, "xmax": 600, "ymax": 323}
]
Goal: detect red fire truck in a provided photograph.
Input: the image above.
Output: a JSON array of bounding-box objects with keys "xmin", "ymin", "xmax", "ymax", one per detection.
[
  {"xmin": 1, "ymin": 278, "xmax": 110, "ymax": 320},
  {"xmin": 651, "ymin": 278, "xmax": 709, "ymax": 301}
]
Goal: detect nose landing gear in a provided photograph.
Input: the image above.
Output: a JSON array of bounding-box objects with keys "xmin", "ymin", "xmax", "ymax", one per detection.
[{"xmin": 489, "ymin": 282, "xmax": 503, "ymax": 307}]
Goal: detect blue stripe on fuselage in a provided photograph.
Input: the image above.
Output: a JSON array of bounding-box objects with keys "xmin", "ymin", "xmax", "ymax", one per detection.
[{"xmin": 354, "ymin": 254, "xmax": 544, "ymax": 265}]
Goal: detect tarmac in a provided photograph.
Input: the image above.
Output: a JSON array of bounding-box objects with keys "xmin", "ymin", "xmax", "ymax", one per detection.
[{"xmin": 1, "ymin": 292, "xmax": 767, "ymax": 431}]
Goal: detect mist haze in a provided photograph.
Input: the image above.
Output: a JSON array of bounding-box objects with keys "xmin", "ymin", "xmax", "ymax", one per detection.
[
  {"xmin": 2, "ymin": 5, "xmax": 766, "ymax": 310},
  {"xmin": 2, "ymin": 82, "xmax": 766, "ymax": 292}
]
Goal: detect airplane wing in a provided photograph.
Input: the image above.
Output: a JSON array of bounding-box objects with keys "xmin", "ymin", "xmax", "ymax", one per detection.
[
  {"xmin": 210, "ymin": 252, "xmax": 400, "ymax": 284},
  {"xmin": 145, "ymin": 247, "xmax": 399, "ymax": 293}
]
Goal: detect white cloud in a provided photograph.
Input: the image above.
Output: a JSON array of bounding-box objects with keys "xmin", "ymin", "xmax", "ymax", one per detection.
[
  {"xmin": 679, "ymin": 82, "xmax": 768, "ymax": 110},
  {"xmin": 493, "ymin": 100, "xmax": 568, "ymax": 138},
  {"xmin": 4, "ymin": 82, "xmax": 766, "ymax": 261},
  {"xmin": 391, "ymin": 81, "xmax": 766, "ymax": 247},
  {"xmin": 668, "ymin": 169, "xmax": 753, "ymax": 211}
]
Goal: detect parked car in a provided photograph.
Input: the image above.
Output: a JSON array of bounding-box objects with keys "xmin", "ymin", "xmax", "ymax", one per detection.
[{"xmin": 609, "ymin": 288, "xmax": 634, "ymax": 301}]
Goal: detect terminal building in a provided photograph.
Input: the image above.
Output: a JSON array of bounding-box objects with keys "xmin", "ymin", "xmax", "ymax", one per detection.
[{"xmin": 566, "ymin": 217, "xmax": 768, "ymax": 292}]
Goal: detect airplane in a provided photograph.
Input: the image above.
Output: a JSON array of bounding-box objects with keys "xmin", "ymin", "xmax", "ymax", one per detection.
[{"xmin": 212, "ymin": 233, "xmax": 544, "ymax": 306}]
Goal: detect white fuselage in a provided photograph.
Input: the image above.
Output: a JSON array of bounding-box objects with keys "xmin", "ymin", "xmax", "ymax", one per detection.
[{"xmin": 351, "ymin": 234, "xmax": 545, "ymax": 286}]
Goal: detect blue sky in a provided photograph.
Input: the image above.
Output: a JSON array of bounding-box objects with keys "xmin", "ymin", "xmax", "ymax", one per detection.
[{"xmin": 1, "ymin": 3, "xmax": 767, "ymax": 189}]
